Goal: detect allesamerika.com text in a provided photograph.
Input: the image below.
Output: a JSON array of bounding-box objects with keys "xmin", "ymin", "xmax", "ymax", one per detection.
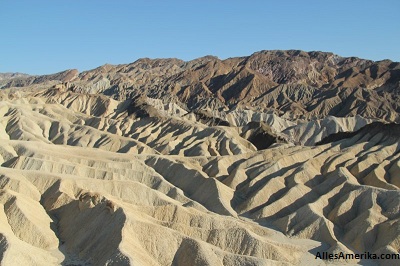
[{"xmin": 315, "ymin": 251, "xmax": 400, "ymax": 261}]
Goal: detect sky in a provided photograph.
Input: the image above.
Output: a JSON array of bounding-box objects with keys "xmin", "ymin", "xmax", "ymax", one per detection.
[{"xmin": 1, "ymin": 0, "xmax": 399, "ymax": 75}]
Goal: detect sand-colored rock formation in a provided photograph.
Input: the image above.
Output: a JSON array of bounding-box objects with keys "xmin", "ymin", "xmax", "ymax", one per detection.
[{"xmin": 0, "ymin": 50, "xmax": 399, "ymax": 265}]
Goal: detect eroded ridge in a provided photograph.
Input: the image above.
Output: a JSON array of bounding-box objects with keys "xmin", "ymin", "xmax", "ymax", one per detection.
[{"xmin": 0, "ymin": 79, "xmax": 399, "ymax": 265}]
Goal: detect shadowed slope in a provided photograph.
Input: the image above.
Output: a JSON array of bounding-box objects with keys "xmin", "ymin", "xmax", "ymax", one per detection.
[{"xmin": 0, "ymin": 90, "xmax": 398, "ymax": 265}]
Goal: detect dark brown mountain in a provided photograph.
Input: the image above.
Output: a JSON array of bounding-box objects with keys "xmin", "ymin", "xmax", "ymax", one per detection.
[{"xmin": 2, "ymin": 50, "xmax": 400, "ymax": 121}]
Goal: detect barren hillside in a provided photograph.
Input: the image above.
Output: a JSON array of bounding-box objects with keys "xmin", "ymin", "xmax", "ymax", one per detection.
[{"xmin": 0, "ymin": 50, "xmax": 399, "ymax": 265}]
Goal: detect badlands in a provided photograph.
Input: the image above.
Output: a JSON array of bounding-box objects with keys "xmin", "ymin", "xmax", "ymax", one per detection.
[{"xmin": 0, "ymin": 50, "xmax": 399, "ymax": 265}]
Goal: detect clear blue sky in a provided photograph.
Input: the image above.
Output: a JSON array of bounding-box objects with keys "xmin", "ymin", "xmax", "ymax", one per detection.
[{"xmin": 1, "ymin": 0, "xmax": 399, "ymax": 75}]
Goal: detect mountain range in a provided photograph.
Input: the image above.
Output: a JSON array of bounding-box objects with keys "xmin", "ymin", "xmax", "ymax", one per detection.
[
  {"xmin": 0, "ymin": 50, "xmax": 399, "ymax": 265},
  {"xmin": 2, "ymin": 50, "xmax": 400, "ymax": 121}
]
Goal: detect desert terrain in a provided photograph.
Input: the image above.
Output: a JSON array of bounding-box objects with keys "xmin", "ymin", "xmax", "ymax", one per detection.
[{"xmin": 0, "ymin": 50, "xmax": 399, "ymax": 265}]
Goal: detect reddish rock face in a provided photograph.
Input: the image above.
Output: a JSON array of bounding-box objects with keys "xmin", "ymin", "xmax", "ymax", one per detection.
[{"xmin": 2, "ymin": 50, "xmax": 400, "ymax": 122}]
